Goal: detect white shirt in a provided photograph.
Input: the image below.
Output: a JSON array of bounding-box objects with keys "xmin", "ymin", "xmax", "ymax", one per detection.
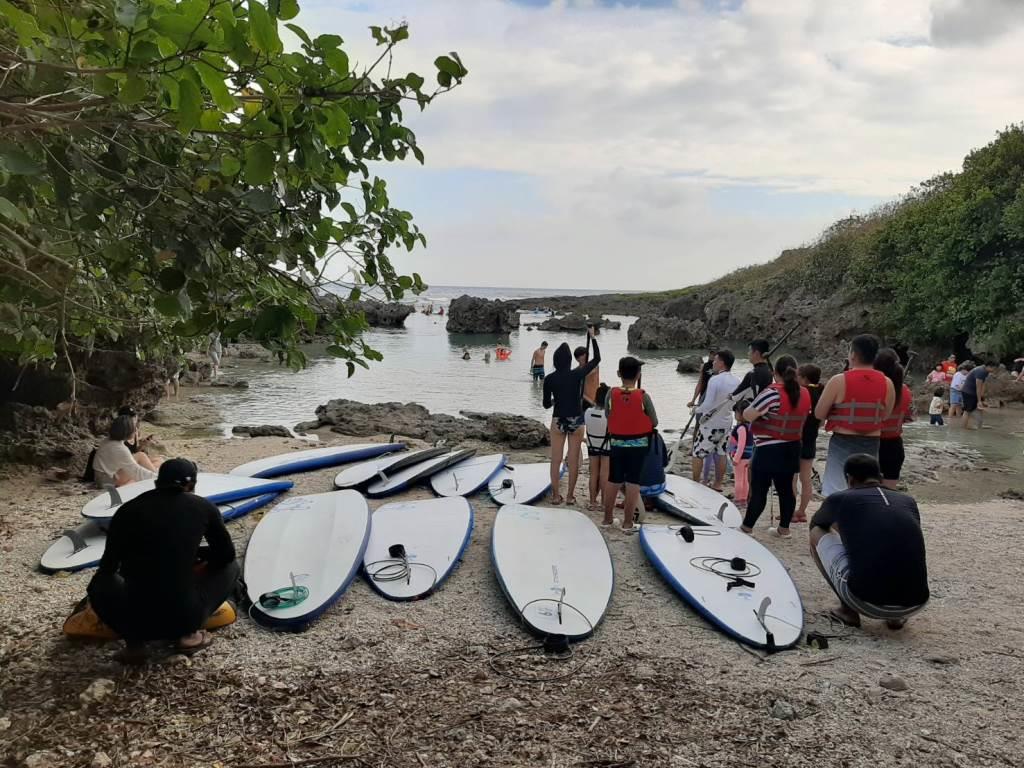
[
  {"xmin": 696, "ymin": 370, "xmax": 740, "ymax": 431},
  {"xmin": 93, "ymin": 439, "xmax": 155, "ymax": 487},
  {"xmin": 951, "ymin": 371, "xmax": 967, "ymax": 391},
  {"xmin": 928, "ymin": 396, "xmax": 944, "ymax": 415}
]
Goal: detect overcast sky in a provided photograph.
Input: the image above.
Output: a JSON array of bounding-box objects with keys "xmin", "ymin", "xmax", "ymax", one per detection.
[{"xmin": 298, "ymin": 0, "xmax": 1024, "ymax": 291}]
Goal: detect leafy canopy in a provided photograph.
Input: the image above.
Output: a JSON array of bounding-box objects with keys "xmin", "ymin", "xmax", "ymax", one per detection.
[{"xmin": 0, "ymin": 0, "xmax": 468, "ymax": 377}]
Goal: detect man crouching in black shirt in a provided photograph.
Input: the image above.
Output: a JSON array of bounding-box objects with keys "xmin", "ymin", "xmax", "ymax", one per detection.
[
  {"xmin": 88, "ymin": 458, "xmax": 239, "ymax": 663},
  {"xmin": 810, "ymin": 454, "xmax": 929, "ymax": 630}
]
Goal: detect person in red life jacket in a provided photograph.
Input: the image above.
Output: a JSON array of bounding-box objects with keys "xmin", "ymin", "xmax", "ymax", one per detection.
[
  {"xmin": 793, "ymin": 364, "xmax": 824, "ymax": 523},
  {"xmin": 602, "ymin": 356, "xmax": 658, "ymax": 533},
  {"xmin": 740, "ymin": 356, "xmax": 810, "ymax": 537},
  {"xmin": 814, "ymin": 334, "xmax": 896, "ymax": 498},
  {"xmin": 874, "ymin": 348, "xmax": 913, "ymax": 490}
]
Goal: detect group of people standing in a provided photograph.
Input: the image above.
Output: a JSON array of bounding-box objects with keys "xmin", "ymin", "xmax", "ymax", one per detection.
[
  {"xmin": 926, "ymin": 355, "xmax": 999, "ymax": 429},
  {"xmin": 539, "ymin": 331, "xmax": 929, "ymax": 631}
]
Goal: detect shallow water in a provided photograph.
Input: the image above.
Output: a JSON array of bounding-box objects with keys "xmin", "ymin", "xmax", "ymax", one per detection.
[{"xmin": 204, "ymin": 310, "xmax": 1023, "ymax": 483}]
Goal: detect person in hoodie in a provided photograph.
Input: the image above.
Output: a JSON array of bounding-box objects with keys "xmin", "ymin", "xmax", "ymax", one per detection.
[{"xmin": 543, "ymin": 329, "xmax": 600, "ymax": 505}]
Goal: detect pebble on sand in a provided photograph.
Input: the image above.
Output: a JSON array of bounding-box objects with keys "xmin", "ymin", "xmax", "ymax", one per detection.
[{"xmin": 879, "ymin": 673, "xmax": 909, "ymax": 692}]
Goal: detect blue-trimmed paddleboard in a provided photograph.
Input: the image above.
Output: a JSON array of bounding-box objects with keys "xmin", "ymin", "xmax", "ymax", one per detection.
[
  {"xmin": 82, "ymin": 473, "xmax": 293, "ymax": 521},
  {"xmin": 655, "ymin": 474, "xmax": 743, "ymax": 527},
  {"xmin": 245, "ymin": 491, "xmax": 370, "ymax": 629},
  {"xmin": 229, "ymin": 442, "xmax": 405, "ymax": 479},
  {"xmin": 430, "ymin": 454, "xmax": 508, "ymax": 497},
  {"xmin": 487, "ymin": 463, "xmax": 564, "ymax": 506},
  {"xmin": 364, "ymin": 449, "xmax": 477, "ymax": 498},
  {"xmin": 640, "ymin": 524, "xmax": 803, "ymax": 650},
  {"xmin": 491, "ymin": 505, "xmax": 613, "ymax": 641},
  {"xmin": 362, "ymin": 497, "xmax": 474, "ymax": 601},
  {"xmin": 218, "ymin": 492, "xmax": 280, "ymax": 522}
]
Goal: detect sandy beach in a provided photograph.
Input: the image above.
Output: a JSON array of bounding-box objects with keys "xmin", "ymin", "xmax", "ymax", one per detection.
[{"xmin": 1, "ymin": 391, "xmax": 1022, "ymax": 768}]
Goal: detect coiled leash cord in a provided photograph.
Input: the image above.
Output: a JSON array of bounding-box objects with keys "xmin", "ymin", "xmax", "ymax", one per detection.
[{"xmin": 365, "ymin": 544, "xmax": 438, "ymax": 591}]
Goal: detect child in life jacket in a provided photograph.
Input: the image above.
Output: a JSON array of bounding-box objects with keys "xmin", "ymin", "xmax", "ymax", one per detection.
[{"xmin": 727, "ymin": 401, "xmax": 753, "ymax": 506}]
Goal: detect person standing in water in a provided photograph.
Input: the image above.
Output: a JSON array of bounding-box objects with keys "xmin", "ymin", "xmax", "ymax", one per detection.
[
  {"xmin": 949, "ymin": 363, "xmax": 969, "ymax": 419},
  {"xmin": 815, "ymin": 334, "xmax": 895, "ymax": 497},
  {"xmin": 960, "ymin": 359, "xmax": 997, "ymax": 430},
  {"xmin": 531, "ymin": 341, "xmax": 549, "ymax": 382},
  {"xmin": 207, "ymin": 332, "xmax": 222, "ymax": 380},
  {"xmin": 875, "ymin": 348, "xmax": 913, "ymax": 490},
  {"xmin": 543, "ymin": 330, "xmax": 600, "ymax": 505},
  {"xmin": 741, "ymin": 355, "xmax": 811, "ymax": 537}
]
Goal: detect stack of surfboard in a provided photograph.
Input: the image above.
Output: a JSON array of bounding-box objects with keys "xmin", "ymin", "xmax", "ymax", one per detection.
[
  {"xmin": 335, "ymin": 447, "xmax": 507, "ymax": 499},
  {"xmin": 642, "ymin": 474, "xmax": 804, "ymax": 650}
]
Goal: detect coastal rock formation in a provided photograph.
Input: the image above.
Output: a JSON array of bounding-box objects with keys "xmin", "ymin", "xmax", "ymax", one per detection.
[
  {"xmin": 445, "ymin": 295, "xmax": 519, "ymax": 334},
  {"xmin": 307, "ymin": 399, "xmax": 549, "ymax": 448},
  {"xmin": 534, "ymin": 314, "xmax": 622, "ymax": 332},
  {"xmin": 355, "ymin": 300, "xmax": 414, "ymax": 328},
  {"xmin": 676, "ymin": 355, "xmax": 704, "ymax": 373},
  {"xmin": 628, "ymin": 317, "xmax": 710, "ymax": 350},
  {"xmin": 232, "ymin": 424, "xmax": 292, "ymax": 438}
]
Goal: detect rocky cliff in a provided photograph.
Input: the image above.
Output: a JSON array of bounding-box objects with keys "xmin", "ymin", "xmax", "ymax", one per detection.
[{"xmin": 445, "ymin": 295, "xmax": 519, "ymax": 334}]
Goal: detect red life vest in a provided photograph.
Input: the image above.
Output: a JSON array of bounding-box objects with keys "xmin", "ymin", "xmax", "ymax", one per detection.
[
  {"xmin": 825, "ymin": 368, "xmax": 889, "ymax": 434},
  {"xmin": 607, "ymin": 387, "xmax": 653, "ymax": 439},
  {"xmin": 751, "ymin": 383, "xmax": 811, "ymax": 442},
  {"xmin": 880, "ymin": 384, "xmax": 913, "ymax": 439}
]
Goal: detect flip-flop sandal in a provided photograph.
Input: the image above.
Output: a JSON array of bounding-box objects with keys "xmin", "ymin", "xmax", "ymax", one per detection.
[
  {"xmin": 550, "ymin": 496, "xmax": 564, "ymax": 506},
  {"xmin": 566, "ymin": 497, "xmax": 578, "ymax": 506},
  {"xmin": 828, "ymin": 608, "xmax": 862, "ymax": 628},
  {"xmin": 176, "ymin": 630, "xmax": 215, "ymax": 656}
]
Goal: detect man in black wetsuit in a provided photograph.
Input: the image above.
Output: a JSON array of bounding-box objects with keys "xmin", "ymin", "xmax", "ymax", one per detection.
[
  {"xmin": 543, "ymin": 329, "xmax": 600, "ymax": 505},
  {"xmin": 809, "ymin": 453, "xmax": 929, "ymax": 629},
  {"xmin": 732, "ymin": 339, "xmax": 774, "ymax": 399},
  {"xmin": 87, "ymin": 458, "xmax": 239, "ymax": 662}
]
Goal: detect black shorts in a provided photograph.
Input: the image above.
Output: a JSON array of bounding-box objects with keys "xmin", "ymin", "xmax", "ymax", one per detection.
[
  {"xmin": 800, "ymin": 435, "xmax": 817, "ymax": 461},
  {"xmin": 962, "ymin": 392, "xmax": 979, "ymax": 413},
  {"xmin": 609, "ymin": 445, "xmax": 647, "ymax": 485},
  {"xmin": 878, "ymin": 437, "xmax": 905, "ymax": 481}
]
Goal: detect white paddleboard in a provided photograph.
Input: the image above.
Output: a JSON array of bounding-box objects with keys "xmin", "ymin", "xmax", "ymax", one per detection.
[
  {"xmin": 430, "ymin": 454, "xmax": 508, "ymax": 497},
  {"xmin": 82, "ymin": 473, "xmax": 294, "ymax": 521},
  {"xmin": 491, "ymin": 505, "xmax": 613, "ymax": 640},
  {"xmin": 488, "ymin": 463, "xmax": 565, "ymax": 506},
  {"xmin": 365, "ymin": 449, "xmax": 476, "ymax": 498},
  {"xmin": 363, "ymin": 497, "xmax": 474, "ymax": 601},
  {"xmin": 656, "ymin": 474, "xmax": 743, "ymax": 527},
  {"xmin": 333, "ymin": 447, "xmax": 448, "ymax": 489},
  {"xmin": 640, "ymin": 524, "xmax": 803, "ymax": 650},
  {"xmin": 218, "ymin": 492, "xmax": 280, "ymax": 522},
  {"xmin": 40, "ymin": 521, "xmax": 107, "ymax": 573},
  {"xmin": 245, "ymin": 491, "xmax": 370, "ymax": 628},
  {"xmin": 229, "ymin": 442, "xmax": 405, "ymax": 479}
]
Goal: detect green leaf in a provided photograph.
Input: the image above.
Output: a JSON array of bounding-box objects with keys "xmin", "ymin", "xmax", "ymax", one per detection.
[
  {"xmin": 115, "ymin": 0, "xmax": 140, "ymax": 28},
  {"xmin": 278, "ymin": 0, "xmax": 300, "ymax": 20},
  {"xmin": 243, "ymin": 143, "xmax": 276, "ymax": 185},
  {"xmin": 249, "ymin": 1, "xmax": 281, "ymax": 54},
  {"xmin": 197, "ymin": 59, "xmax": 236, "ymax": 112},
  {"xmin": 176, "ymin": 78, "xmax": 202, "ymax": 135},
  {"xmin": 0, "ymin": 197, "xmax": 27, "ymax": 225},
  {"xmin": 0, "ymin": 0, "xmax": 42, "ymax": 45},
  {"xmin": 220, "ymin": 156, "xmax": 241, "ymax": 177},
  {"xmin": 253, "ymin": 305, "xmax": 296, "ymax": 339},
  {"xmin": 158, "ymin": 267, "xmax": 186, "ymax": 292},
  {"xmin": 324, "ymin": 47, "xmax": 349, "ymax": 77},
  {"xmin": 0, "ymin": 146, "xmax": 43, "ymax": 175},
  {"xmin": 405, "ymin": 73, "xmax": 424, "ymax": 91},
  {"xmin": 388, "ymin": 25, "xmax": 409, "ymax": 43},
  {"xmin": 154, "ymin": 294, "xmax": 184, "ymax": 317},
  {"xmin": 284, "ymin": 23, "xmax": 312, "ymax": 46},
  {"xmin": 151, "ymin": 11, "xmax": 198, "ymax": 47},
  {"xmin": 119, "ymin": 75, "xmax": 148, "ymax": 105},
  {"xmin": 369, "ymin": 26, "xmax": 387, "ymax": 45},
  {"xmin": 223, "ymin": 318, "xmax": 252, "ymax": 338},
  {"xmin": 315, "ymin": 33, "xmax": 343, "ymax": 49},
  {"xmin": 346, "ymin": 361, "xmax": 356, "ymax": 378},
  {"xmin": 435, "ymin": 55, "xmax": 462, "ymax": 77}
]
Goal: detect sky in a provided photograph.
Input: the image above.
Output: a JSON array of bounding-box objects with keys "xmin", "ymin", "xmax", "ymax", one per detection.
[{"xmin": 297, "ymin": 0, "xmax": 1024, "ymax": 291}]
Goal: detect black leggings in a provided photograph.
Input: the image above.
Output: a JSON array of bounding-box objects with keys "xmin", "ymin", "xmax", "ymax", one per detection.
[
  {"xmin": 89, "ymin": 560, "xmax": 239, "ymax": 643},
  {"xmin": 743, "ymin": 441, "xmax": 801, "ymax": 529}
]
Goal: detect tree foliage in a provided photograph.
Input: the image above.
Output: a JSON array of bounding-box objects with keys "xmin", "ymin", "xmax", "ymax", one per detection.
[{"xmin": 0, "ymin": 0, "xmax": 468, "ymax": 381}]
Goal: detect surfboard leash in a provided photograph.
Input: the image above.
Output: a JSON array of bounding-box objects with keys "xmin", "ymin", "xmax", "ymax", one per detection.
[{"xmin": 365, "ymin": 544, "xmax": 438, "ymax": 593}]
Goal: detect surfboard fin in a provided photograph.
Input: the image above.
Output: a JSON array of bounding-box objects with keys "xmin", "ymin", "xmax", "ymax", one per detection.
[
  {"xmin": 717, "ymin": 503, "xmax": 728, "ymax": 522},
  {"xmin": 755, "ymin": 596, "xmax": 777, "ymax": 653},
  {"xmin": 61, "ymin": 528, "xmax": 89, "ymax": 554},
  {"xmin": 104, "ymin": 485, "xmax": 122, "ymax": 508}
]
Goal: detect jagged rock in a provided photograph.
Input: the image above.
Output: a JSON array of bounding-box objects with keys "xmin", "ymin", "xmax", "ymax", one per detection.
[
  {"xmin": 294, "ymin": 420, "xmax": 321, "ymax": 433},
  {"xmin": 628, "ymin": 316, "xmax": 710, "ymax": 350},
  {"xmin": 222, "ymin": 343, "xmax": 273, "ymax": 360},
  {"xmin": 676, "ymin": 354, "xmax": 705, "ymax": 373},
  {"xmin": 536, "ymin": 313, "xmax": 621, "ymax": 332},
  {"xmin": 232, "ymin": 425, "xmax": 292, "ymax": 438},
  {"xmin": 314, "ymin": 399, "xmax": 548, "ymax": 448},
  {"xmin": 355, "ymin": 300, "xmax": 414, "ymax": 328},
  {"xmin": 211, "ymin": 379, "xmax": 249, "ymax": 389},
  {"xmin": 770, "ymin": 700, "xmax": 797, "ymax": 720},
  {"xmin": 445, "ymin": 295, "xmax": 519, "ymax": 334}
]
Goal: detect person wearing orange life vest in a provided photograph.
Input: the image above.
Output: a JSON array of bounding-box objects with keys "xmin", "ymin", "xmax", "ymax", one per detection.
[
  {"xmin": 602, "ymin": 356, "xmax": 658, "ymax": 533},
  {"xmin": 874, "ymin": 348, "xmax": 914, "ymax": 490},
  {"xmin": 815, "ymin": 334, "xmax": 896, "ymax": 498},
  {"xmin": 740, "ymin": 356, "xmax": 811, "ymax": 537}
]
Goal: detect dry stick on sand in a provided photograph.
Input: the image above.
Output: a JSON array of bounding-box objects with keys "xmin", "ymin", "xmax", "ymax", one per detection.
[{"xmin": 234, "ymin": 755, "xmax": 365, "ymax": 768}]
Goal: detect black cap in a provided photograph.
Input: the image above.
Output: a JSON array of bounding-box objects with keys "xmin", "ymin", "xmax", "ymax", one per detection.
[{"xmin": 156, "ymin": 458, "xmax": 198, "ymax": 488}]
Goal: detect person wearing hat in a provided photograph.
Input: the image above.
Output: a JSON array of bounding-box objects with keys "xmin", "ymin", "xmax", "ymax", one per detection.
[{"xmin": 87, "ymin": 459, "xmax": 239, "ymax": 663}]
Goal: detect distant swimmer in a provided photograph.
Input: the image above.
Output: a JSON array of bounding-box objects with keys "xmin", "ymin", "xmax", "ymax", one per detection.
[
  {"xmin": 484, "ymin": 351, "xmax": 491, "ymax": 363},
  {"xmin": 531, "ymin": 341, "xmax": 549, "ymax": 382},
  {"xmin": 462, "ymin": 347, "xmax": 471, "ymax": 361}
]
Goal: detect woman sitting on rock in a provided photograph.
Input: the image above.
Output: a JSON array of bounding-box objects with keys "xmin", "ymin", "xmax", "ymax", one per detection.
[{"xmin": 93, "ymin": 414, "xmax": 161, "ymax": 488}]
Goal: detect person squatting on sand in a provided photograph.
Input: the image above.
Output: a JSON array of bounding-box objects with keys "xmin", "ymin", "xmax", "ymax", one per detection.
[
  {"xmin": 815, "ymin": 334, "xmax": 895, "ymax": 497},
  {"xmin": 740, "ymin": 355, "xmax": 811, "ymax": 537},
  {"xmin": 87, "ymin": 459, "xmax": 240, "ymax": 664},
  {"xmin": 691, "ymin": 349, "xmax": 739, "ymax": 492},
  {"xmin": 542, "ymin": 329, "xmax": 600, "ymax": 505},
  {"xmin": 809, "ymin": 454, "xmax": 929, "ymax": 629},
  {"xmin": 603, "ymin": 356, "xmax": 658, "ymax": 532}
]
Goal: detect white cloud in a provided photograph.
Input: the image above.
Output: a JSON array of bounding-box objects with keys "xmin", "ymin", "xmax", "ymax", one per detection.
[{"xmin": 297, "ymin": 0, "xmax": 1024, "ymax": 289}]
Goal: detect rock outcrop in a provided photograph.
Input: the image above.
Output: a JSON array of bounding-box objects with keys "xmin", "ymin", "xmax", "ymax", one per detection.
[
  {"xmin": 533, "ymin": 314, "xmax": 622, "ymax": 332},
  {"xmin": 628, "ymin": 317, "xmax": 710, "ymax": 350},
  {"xmin": 445, "ymin": 295, "xmax": 519, "ymax": 334},
  {"xmin": 232, "ymin": 424, "xmax": 292, "ymax": 438},
  {"xmin": 306, "ymin": 399, "xmax": 549, "ymax": 448},
  {"xmin": 676, "ymin": 355, "xmax": 705, "ymax": 373},
  {"xmin": 355, "ymin": 300, "xmax": 414, "ymax": 328}
]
